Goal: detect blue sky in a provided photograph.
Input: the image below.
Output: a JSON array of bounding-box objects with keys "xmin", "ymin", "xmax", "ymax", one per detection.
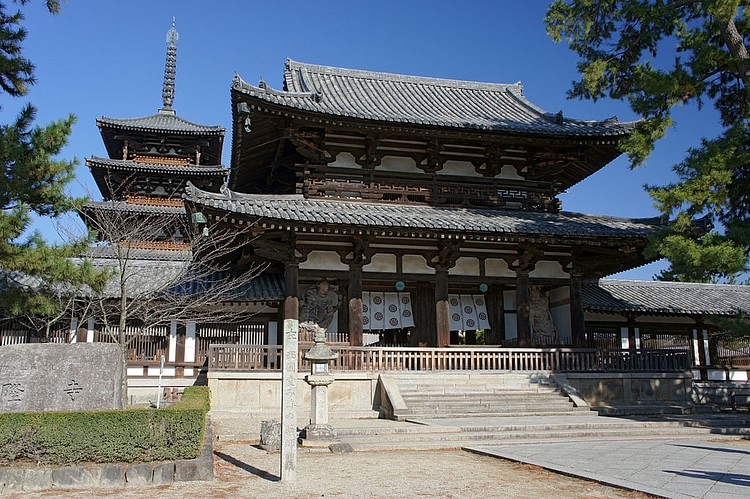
[{"xmin": 10, "ymin": 0, "xmax": 723, "ymax": 280}]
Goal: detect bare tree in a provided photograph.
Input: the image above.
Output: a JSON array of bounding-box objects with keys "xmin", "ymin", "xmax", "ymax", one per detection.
[{"xmin": 68, "ymin": 173, "xmax": 268, "ymax": 402}]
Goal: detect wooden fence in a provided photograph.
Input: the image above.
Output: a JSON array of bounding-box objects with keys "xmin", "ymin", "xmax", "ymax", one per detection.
[{"xmin": 208, "ymin": 345, "xmax": 691, "ymax": 373}]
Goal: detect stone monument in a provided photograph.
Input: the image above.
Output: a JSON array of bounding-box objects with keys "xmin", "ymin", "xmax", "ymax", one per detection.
[{"xmin": 0, "ymin": 343, "xmax": 123, "ymax": 413}]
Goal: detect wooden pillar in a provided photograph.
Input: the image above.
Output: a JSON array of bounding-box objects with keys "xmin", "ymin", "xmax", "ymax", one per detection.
[
  {"xmin": 284, "ymin": 261, "xmax": 300, "ymax": 323},
  {"xmin": 569, "ymin": 273, "xmax": 586, "ymax": 347},
  {"xmin": 695, "ymin": 317, "xmax": 709, "ymax": 379},
  {"xmin": 435, "ymin": 268, "xmax": 450, "ymax": 347},
  {"xmin": 348, "ymin": 265, "xmax": 363, "ymax": 346},
  {"xmin": 516, "ymin": 270, "xmax": 530, "ymax": 347},
  {"xmin": 412, "ymin": 284, "xmax": 435, "ymax": 346},
  {"xmin": 485, "ymin": 285, "xmax": 503, "ymax": 345}
]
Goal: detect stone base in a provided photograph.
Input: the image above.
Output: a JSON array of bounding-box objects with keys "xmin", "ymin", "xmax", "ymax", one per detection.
[{"xmin": 299, "ymin": 424, "xmax": 337, "ymax": 447}]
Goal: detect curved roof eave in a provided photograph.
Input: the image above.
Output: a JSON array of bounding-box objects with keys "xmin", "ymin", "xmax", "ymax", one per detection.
[
  {"xmin": 97, "ymin": 112, "xmax": 226, "ymax": 136},
  {"xmin": 231, "ymin": 62, "xmax": 636, "ymax": 138}
]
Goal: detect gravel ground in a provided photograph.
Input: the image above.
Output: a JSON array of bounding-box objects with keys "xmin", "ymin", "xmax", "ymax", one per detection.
[{"xmin": 13, "ymin": 441, "xmax": 649, "ymax": 499}]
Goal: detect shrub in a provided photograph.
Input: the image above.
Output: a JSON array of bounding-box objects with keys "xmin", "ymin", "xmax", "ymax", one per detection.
[{"xmin": 0, "ymin": 386, "xmax": 210, "ymax": 465}]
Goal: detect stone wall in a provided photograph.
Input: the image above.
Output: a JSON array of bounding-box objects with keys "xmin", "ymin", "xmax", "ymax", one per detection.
[
  {"xmin": 562, "ymin": 372, "xmax": 692, "ymax": 406},
  {"xmin": 208, "ymin": 371, "xmax": 380, "ymax": 418}
]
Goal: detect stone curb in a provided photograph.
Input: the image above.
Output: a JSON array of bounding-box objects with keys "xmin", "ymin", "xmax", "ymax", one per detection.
[{"xmin": 0, "ymin": 417, "xmax": 214, "ymax": 493}]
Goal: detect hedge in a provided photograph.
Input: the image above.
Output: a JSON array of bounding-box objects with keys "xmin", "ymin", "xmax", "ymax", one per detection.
[{"xmin": 0, "ymin": 386, "xmax": 210, "ymax": 466}]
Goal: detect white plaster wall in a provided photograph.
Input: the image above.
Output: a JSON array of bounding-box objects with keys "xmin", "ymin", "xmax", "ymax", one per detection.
[
  {"xmin": 300, "ymin": 250, "xmax": 349, "ymax": 271},
  {"xmin": 329, "ymin": 152, "xmax": 358, "ymax": 168},
  {"xmin": 363, "ymin": 253, "xmax": 397, "ymax": 273},
  {"xmin": 436, "ymin": 160, "xmax": 481, "ymax": 177},
  {"xmin": 86, "ymin": 318, "xmax": 95, "ymax": 343},
  {"xmin": 402, "ymin": 254, "xmax": 433, "ymax": 274},
  {"xmin": 495, "ymin": 165, "xmax": 524, "ymax": 180},
  {"xmin": 148, "ymin": 366, "xmax": 176, "ymax": 377},
  {"xmin": 529, "ymin": 260, "xmax": 569, "ymax": 278},
  {"xmin": 185, "ymin": 321, "xmax": 196, "ymax": 363},
  {"xmin": 485, "ymin": 258, "xmax": 514, "ymax": 277},
  {"xmin": 448, "ymin": 257, "xmax": 480, "ymax": 276},
  {"xmin": 69, "ymin": 318, "xmax": 78, "ymax": 343},
  {"xmin": 375, "ymin": 156, "xmax": 422, "ymax": 174},
  {"xmin": 621, "ymin": 327, "xmax": 630, "ymax": 349},
  {"xmin": 503, "ymin": 289, "xmax": 517, "ymax": 310},
  {"xmin": 168, "ymin": 320, "xmax": 177, "ymax": 362}
]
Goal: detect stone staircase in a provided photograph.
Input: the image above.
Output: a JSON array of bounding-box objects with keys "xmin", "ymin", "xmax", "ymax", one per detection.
[
  {"xmin": 309, "ymin": 371, "xmax": 750, "ymax": 452},
  {"xmin": 379, "ymin": 371, "xmax": 585, "ymax": 421},
  {"xmin": 331, "ymin": 414, "xmax": 750, "ymax": 452}
]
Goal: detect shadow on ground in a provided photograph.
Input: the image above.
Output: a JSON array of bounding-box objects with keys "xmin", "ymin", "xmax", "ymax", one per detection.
[{"xmin": 214, "ymin": 451, "xmax": 280, "ymax": 482}]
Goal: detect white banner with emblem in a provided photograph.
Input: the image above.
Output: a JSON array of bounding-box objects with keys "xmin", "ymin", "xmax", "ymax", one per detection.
[
  {"xmin": 362, "ymin": 292, "xmax": 415, "ymax": 331},
  {"xmin": 448, "ymin": 294, "xmax": 491, "ymax": 331}
]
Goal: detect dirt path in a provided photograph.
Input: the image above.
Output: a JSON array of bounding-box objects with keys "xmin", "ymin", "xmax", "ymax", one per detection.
[{"xmin": 15, "ymin": 440, "xmax": 649, "ymax": 499}]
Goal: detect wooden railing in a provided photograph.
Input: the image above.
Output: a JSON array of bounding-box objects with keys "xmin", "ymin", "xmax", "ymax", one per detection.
[{"xmin": 208, "ymin": 345, "xmax": 692, "ymax": 373}]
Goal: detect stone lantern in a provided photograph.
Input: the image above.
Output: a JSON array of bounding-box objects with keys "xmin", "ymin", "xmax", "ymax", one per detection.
[{"xmin": 300, "ymin": 322, "xmax": 338, "ymax": 445}]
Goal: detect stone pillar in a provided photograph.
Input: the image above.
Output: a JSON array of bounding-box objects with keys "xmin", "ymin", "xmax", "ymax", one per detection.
[
  {"xmin": 516, "ymin": 270, "xmax": 530, "ymax": 347},
  {"xmin": 435, "ymin": 268, "xmax": 450, "ymax": 347},
  {"xmin": 280, "ymin": 316, "xmax": 298, "ymax": 481},
  {"xmin": 281, "ymin": 255, "xmax": 300, "ymax": 481},
  {"xmin": 569, "ymin": 273, "xmax": 586, "ymax": 347},
  {"xmin": 284, "ymin": 261, "xmax": 300, "ymax": 322},
  {"xmin": 348, "ymin": 265, "xmax": 363, "ymax": 346}
]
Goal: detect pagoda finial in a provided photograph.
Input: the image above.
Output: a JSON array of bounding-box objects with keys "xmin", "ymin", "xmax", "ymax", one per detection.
[{"xmin": 161, "ymin": 17, "xmax": 178, "ymax": 113}]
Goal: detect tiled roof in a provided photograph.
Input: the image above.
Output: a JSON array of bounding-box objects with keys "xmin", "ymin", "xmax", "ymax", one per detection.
[
  {"xmin": 184, "ymin": 183, "xmax": 662, "ymax": 240},
  {"xmin": 583, "ymin": 279, "xmax": 750, "ymax": 316},
  {"xmin": 87, "ymin": 255, "xmax": 283, "ymax": 301},
  {"xmin": 232, "ymin": 59, "xmax": 635, "ymax": 136},
  {"xmin": 176, "ymin": 271, "xmax": 284, "ymax": 302},
  {"xmin": 87, "ymin": 157, "xmax": 228, "ymax": 176},
  {"xmin": 85, "ymin": 246, "xmax": 192, "ymax": 261},
  {"xmin": 97, "ymin": 109, "xmax": 225, "ymax": 135},
  {"xmin": 82, "ymin": 200, "xmax": 187, "ymax": 216}
]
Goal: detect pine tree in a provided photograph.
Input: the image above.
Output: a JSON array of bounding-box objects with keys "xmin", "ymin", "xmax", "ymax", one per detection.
[
  {"xmin": 546, "ymin": 0, "xmax": 749, "ymax": 283},
  {"xmin": 0, "ymin": 0, "xmax": 103, "ymax": 329}
]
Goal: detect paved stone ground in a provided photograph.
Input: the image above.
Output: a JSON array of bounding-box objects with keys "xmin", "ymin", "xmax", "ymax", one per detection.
[
  {"xmin": 469, "ymin": 437, "xmax": 750, "ymax": 499},
  {"xmin": 9, "ymin": 412, "xmax": 750, "ymax": 498},
  {"xmin": 13, "ymin": 444, "xmax": 646, "ymax": 499}
]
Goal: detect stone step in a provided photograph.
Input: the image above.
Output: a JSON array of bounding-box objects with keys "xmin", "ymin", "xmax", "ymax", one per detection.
[
  {"xmin": 334, "ymin": 418, "xmax": 700, "ymax": 437},
  {"xmin": 400, "ymin": 393, "xmax": 565, "ymax": 402},
  {"xmin": 397, "ymin": 402, "xmax": 575, "ymax": 412},
  {"xmin": 394, "ymin": 409, "xmax": 587, "ymax": 419},
  {"xmin": 399, "ymin": 387, "xmax": 561, "ymax": 395},
  {"xmin": 342, "ymin": 432, "xmax": 715, "ymax": 453},
  {"xmin": 594, "ymin": 404, "xmax": 719, "ymax": 416},
  {"xmin": 338, "ymin": 426, "xmax": 712, "ymax": 446},
  {"xmin": 397, "ymin": 378, "xmax": 556, "ymax": 386}
]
